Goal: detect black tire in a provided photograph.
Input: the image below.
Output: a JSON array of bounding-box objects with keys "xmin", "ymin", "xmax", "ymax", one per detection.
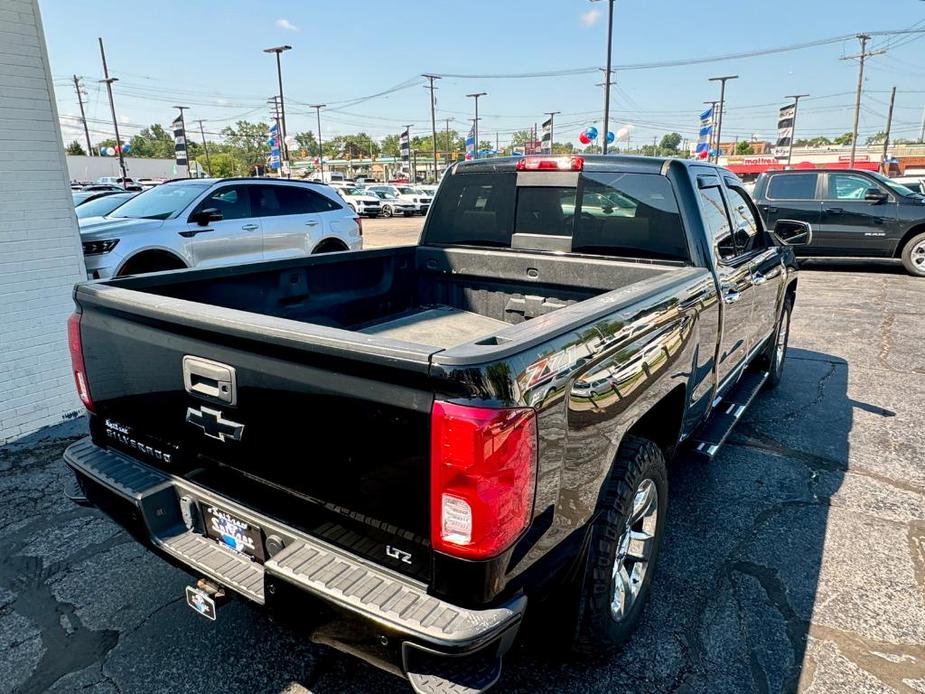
[
  {"xmin": 568, "ymin": 436, "xmax": 668, "ymax": 656},
  {"xmin": 117, "ymin": 253, "xmax": 185, "ymax": 277},
  {"xmin": 381, "ymin": 205, "xmax": 393, "ymax": 218},
  {"xmin": 312, "ymin": 240, "xmax": 348, "ymax": 254},
  {"xmin": 900, "ymin": 231, "xmax": 925, "ymax": 277},
  {"xmin": 765, "ymin": 294, "xmax": 793, "ymax": 389},
  {"xmin": 403, "ymin": 211, "xmax": 414, "ymax": 217}
]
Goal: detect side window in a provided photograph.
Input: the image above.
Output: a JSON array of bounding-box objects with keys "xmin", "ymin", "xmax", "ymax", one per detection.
[
  {"xmin": 827, "ymin": 173, "xmax": 876, "ymax": 200},
  {"xmin": 766, "ymin": 173, "xmax": 818, "ymax": 200},
  {"xmin": 306, "ymin": 190, "xmax": 343, "ymax": 213},
  {"xmin": 193, "ymin": 185, "xmax": 251, "ymax": 221},
  {"xmin": 725, "ymin": 186, "xmax": 764, "ymax": 255},
  {"xmin": 698, "ymin": 186, "xmax": 736, "ymax": 261}
]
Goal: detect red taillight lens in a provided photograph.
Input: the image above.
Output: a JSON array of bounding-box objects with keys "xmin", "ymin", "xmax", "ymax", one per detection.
[
  {"xmin": 515, "ymin": 156, "xmax": 584, "ymax": 171},
  {"xmin": 430, "ymin": 401, "xmax": 537, "ymax": 559},
  {"xmin": 354, "ymin": 216, "xmax": 363, "ymax": 236},
  {"xmin": 67, "ymin": 312, "xmax": 94, "ymax": 412}
]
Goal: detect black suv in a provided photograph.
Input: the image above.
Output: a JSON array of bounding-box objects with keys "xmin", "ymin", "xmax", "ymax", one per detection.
[{"xmin": 752, "ymin": 168, "xmax": 925, "ymax": 276}]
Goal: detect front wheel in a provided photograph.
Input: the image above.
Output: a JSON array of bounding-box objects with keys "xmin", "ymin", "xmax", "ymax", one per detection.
[
  {"xmin": 765, "ymin": 295, "xmax": 793, "ymax": 389},
  {"xmin": 381, "ymin": 204, "xmax": 393, "ymax": 218},
  {"xmin": 568, "ymin": 436, "xmax": 668, "ymax": 656},
  {"xmin": 900, "ymin": 232, "xmax": 925, "ymax": 277}
]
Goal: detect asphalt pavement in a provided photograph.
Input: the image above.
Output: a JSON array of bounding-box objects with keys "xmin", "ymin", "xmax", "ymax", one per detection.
[{"xmin": 1, "ymin": 220, "xmax": 923, "ymax": 693}]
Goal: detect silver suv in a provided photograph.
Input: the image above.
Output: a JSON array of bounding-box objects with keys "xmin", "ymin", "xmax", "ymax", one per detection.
[{"xmin": 79, "ymin": 178, "xmax": 362, "ymax": 279}]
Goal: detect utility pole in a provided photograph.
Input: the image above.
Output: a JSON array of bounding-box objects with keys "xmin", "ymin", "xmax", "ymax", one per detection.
[
  {"xmin": 196, "ymin": 120, "xmax": 212, "ymax": 176},
  {"xmin": 591, "ymin": 0, "xmax": 616, "ymax": 154},
  {"xmin": 72, "ymin": 75, "xmax": 92, "ymax": 156},
  {"xmin": 173, "ymin": 105, "xmax": 191, "ymax": 177},
  {"xmin": 841, "ymin": 34, "xmax": 885, "ymax": 167},
  {"xmin": 422, "ymin": 74, "xmax": 441, "ymax": 183},
  {"xmin": 918, "ymin": 104, "xmax": 925, "ymax": 143},
  {"xmin": 308, "ymin": 104, "xmax": 326, "ymax": 179},
  {"xmin": 708, "ymin": 75, "xmax": 738, "ymax": 164},
  {"xmin": 783, "ymin": 93, "xmax": 810, "ymax": 167},
  {"xmin": 882, "ymin": 86, "xmax": 897, "ymax": 173},
  {"xmin": 263, "ymin": 45, "xmax": 292, "ymax": 174},
  {"xmin": 97, "ymin": 38, "xmax": 127, "ymax": 180},
  {"xmin": 544, "ymin": 111, "xmax": 560, "ymax": 154},
  {"xmin": 466, "ymin": 92, "xmax": 486, "ymax": 159},
  {"xmin": 444, "ymin": 117, "xmax": 454, "ymax": 167}
]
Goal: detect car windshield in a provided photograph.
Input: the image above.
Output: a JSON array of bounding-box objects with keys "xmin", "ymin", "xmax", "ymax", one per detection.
[
  {"xmin": 75, "ymin": 193, "xmax": 134, "ymax": 219},
  {"xmin": 870, "ymin": 172, "xmax": 920, "ymax": 197},
  {"xmin": 344, "ymin": 188, "xmax": 366, "ymax": 196},
  {"xmin": 72, "ymin": 192, "xmax": 97, "ymax": 205},
  {"xmin": 373, "ymin": 191, "xmax": 396, "ymax": 200},
  {"xmin": 398, "ymin": 187, "xmax": 417, "ymax": 195},
  {"xmin": 110, "ymin": 182, "xmax": 210, "ymax": 220}
]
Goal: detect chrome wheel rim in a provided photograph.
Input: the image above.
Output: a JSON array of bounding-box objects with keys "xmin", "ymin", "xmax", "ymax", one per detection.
[
  {"xmin": 912, "ymin": 240, "xmax": 925, "ymax": 269},
  {"xmin": 611, "ymin": 478, "xmax": 658, "ymax": 621},
  {"xmin": 776, "ymin": 309, "xmax": 790, "ymax": 370}
]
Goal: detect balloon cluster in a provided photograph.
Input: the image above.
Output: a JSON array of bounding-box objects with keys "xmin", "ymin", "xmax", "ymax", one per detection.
[
  {"xmin": 578, "ymin": 127, "xmax": 616, "ymax": 145},
  {"xmin": 100, "ymin": 143, "xmax": 131, "ymax": 156}
]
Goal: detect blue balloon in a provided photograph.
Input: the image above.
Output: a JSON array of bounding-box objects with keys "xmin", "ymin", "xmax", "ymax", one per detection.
[
  {"xmin": 121, "ymin": 143, "xmax": 131, "ymax": 154},
  {"xmin": 586, "ymin": 126, "xmax": 599, "ymax": 140},
  {"xmin": 606, "ymin": 131, "xmax": 615, "ymax": 144}
]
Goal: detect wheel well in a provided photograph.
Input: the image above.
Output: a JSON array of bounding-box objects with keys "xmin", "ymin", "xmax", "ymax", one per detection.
[
  {"xmin": 786, "ymin": 277, "xmax": 798, "ymax": 302},
  {"xmin": 624, "ymin": 385, "xmax": 686, "ymax": 459},
  {"xmin": 894, "ymin": 224, "xmax": 925, "ymax": 258},
  {"xmin": 312, "ymin": 238, "xmax": 349, "ymax": 254},
  {"xmin": 117, "ymin": 250, "xmax": 187, "ymax": 276}
]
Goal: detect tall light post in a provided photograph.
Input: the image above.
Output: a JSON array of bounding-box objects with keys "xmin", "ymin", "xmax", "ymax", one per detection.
[
  {"xmin": 591, "ymin": 0, "xmax": 616, "ymax": 154},
  {"xmin": 196, "ymin": 120, "xmax": 212, "ymax": 175},
  {"xmin": 308, "ymin": 104, "xmax": 326, "ymax": 178},
  {"xmin": 97, "ymin": 37, "xmax": 127, "ymax": 180},
  {"xmin": 466, "ymin": 92, "xmax": 486, "ymax": 159},
  {"xmin": 708, "ymin": 75, "xmax": 738, "ymax": 163},
  {"xmin": 783, "ymin": 93, "xmax": 809, "ymax": 167},
  {"xmin": 263, "ymin": 45, "xmax": 291, "ymax": 172}
]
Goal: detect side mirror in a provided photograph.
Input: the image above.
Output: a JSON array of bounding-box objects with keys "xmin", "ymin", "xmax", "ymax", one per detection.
[
  {"xmin": 192, "ymin": 208, "xmax": 222, "ymax": 226},
  {"xmin": 772, "ymin": 219, "xmax": 812, "ymax": 246},
  {"xmin": 864, "ymin": 188, "xmax": 888, "ymax": 203}
]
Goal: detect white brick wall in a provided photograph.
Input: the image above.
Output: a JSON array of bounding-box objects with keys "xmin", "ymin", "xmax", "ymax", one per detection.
[{"xmin": 0, "ymin": 0, "xmax": 87, "ymax": 443}]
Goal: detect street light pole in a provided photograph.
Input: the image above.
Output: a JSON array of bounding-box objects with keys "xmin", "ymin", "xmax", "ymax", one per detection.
[
  {"xmin": 97, "ymin": 37, "xmax": 127, "ymax": 180},
  {"xmin": 783, "ymin": 93, "xmax": 809, "ymax": 168},
  {"xmin": 466, "ymin": 92, "xmax": 486, "ymax": 159},
  {"xmin": 591, "ymin": 0, "xmax": 616, "ymax": 154},
  {"xmin": 708, "ymin": 75, "xmax": 738, "ymax": 163},
  {"xmin": 263, "ymin": 45, "xmax": 292, "ymax": 174},
  {"xmin": 308, "ymin": 104, "xmax": 326, "ymax": 179},
  {"xmin": 173, "ymin": 105, "xmax": 191, "ymax": 177},
  {"xmin": 196, "ymin": 120, "xmax": 212, "ymax": 176}
]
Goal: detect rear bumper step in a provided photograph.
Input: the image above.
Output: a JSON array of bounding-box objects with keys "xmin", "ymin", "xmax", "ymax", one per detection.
[{"xmin": 64, "ymin": 438, "xmax": 525, "ymax": 691}]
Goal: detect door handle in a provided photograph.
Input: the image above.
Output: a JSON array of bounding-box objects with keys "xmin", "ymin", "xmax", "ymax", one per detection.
[
  {"xmin": 304, "ymin": 220, "xmax": 320, "ymax": 227},
  {"xmin": 722, "ymin": 289, "xmax": 741, "ymax": 304},
  {"xmin": 241, "ymin": 223, "xmax": 259, "ymax": 231},
  {"xmin": 751, "ymin": 272, "xmax": 768, "ymax": 286},
  {"xmin": 767, "ymin": 206, "xmax": 778, "ymax": 213},
  {"xmin": 828, "ymin": 207, "xmax": 844, "ymax": 215}
]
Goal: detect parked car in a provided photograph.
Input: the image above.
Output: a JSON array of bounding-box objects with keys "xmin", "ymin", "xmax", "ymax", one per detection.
[
  {"xmin": 367, "ymin": 185, "xmax": 432, "ymax": 215},
  {"xmin": 753, "ymin": 168, "xmax": 925, "ymax": 276},
  {"xmin": 369, "ymin": 190, "xmax": 415, "ymax": 217},
  {"xmin": 73, "ymin": 190, "xmax": 121, "ymax": 206},
  {"xmin": 64, "ymin": 154, "xmax": 806, "ymax": 692},
  {"xmin": 337, "ymin": 187, "xmax": 382, "ymax": 217},
  {"xmin": 136, "ymin": 178, "xmax": 164, "ymax": 190},
  {"xmin": 79, "ymin": 177, "xmax": 361, "ymax": 279},
  {"xmin": 96, "ymin": 176, "xmax": 143, "ymax": 192},
  {"xmin": 81, "ymin": 183, "xmax": 126, "ymax": 193},
  {"xmin": 891, "ymin": 175, "xmax": 925, "ymax": 195},
  {"xmin": 74, "ymin": 192, "xmax": 136, "ymax": 222}
]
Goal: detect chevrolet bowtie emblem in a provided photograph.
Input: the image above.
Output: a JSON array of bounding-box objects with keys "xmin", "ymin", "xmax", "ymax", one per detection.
[{"xmin": 186, "ymin": 406, "xmax": 244, "ymax": 443}]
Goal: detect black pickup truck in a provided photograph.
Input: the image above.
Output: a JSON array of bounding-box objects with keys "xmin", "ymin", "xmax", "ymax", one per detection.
[
  {"xmin": 753, "ymin": 168, "xmax": 925, "ymax": 276},
  {"xmin": 64, "ymin": 155, "xmax": 809, "ymax": 693}
]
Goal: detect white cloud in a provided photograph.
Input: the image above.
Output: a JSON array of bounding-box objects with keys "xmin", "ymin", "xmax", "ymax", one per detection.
[
  {"xmin": 275, "ymin": 18, "xmax": 300, "ymax": 32},
  {"xmin": 579, "ymin": 9, "xmax": 601, "ymax": 27}
]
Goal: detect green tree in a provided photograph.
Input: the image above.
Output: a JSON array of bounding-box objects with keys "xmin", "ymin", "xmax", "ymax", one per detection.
[
  {"xmin": 221, "ymin": 120, "xmax": 270, "ymax": 171},
  {"xmin": 199, "ymin": 152, "xmax": 238, "ymax": 177},
  {"xmin": 865, "ymin": 131, "xmax": 886, "ymax": 145},
  {"xmin": 794, "ymin": 136, "xmax": 832, "ymax": 147},
  {"xmin": 380, "ymin": 134, "xmax": 400, "ymax": 157},
  {"xmin": 66, "ymin": 140, "xmax": 86, "ymax": 155},
  {"xmin": 659, "ymin": 132, "xmax": 682, "ymax": 152},
  {"xmin": 735, "ymin": 140, "xmax": 753, "ymax": 155},
  {"xmin": 551, "ymin": 141, "xmax": 575, "ymax": 154},
  {"xmin": 833, "ymin": 132, "xmax": 854, "ymax": 146},
  {"xmin": 293, "ymin": 130, "xmax": 319, "ymax": 157}
]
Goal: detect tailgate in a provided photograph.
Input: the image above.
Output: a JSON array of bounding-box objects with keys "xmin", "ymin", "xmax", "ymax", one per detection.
[{"xmin": 77, "ymin": 285, "xmax": 442, "ymax": 582}]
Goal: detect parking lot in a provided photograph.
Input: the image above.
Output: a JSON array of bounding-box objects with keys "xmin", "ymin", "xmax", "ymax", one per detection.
[{"xmin": 0, "ymin": 215, "xmax": 921, "ymax": 693}]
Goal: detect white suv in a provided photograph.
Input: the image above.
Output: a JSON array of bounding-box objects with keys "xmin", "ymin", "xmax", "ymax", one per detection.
[
  {"xmin": 80, "ymin": 178, "xmax": 362, "ymax": 279},
  {"xmin": 367, "ymin": 185, "xmax": 432, "ymax": 215}
]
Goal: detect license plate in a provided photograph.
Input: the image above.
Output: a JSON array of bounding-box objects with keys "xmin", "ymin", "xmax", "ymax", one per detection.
[
  {"xmin": 202, "ymin": 504, "xmax": 265, "ymax": 561},
  {"xmin": 185, "ymin": 586, "xmax": 216, "ymax": 620}
]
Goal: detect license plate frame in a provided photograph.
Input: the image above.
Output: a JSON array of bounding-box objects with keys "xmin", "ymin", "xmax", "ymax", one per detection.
[{"xmin": 201, "ymin": 503, "xmax": 265, "ymax": 562}]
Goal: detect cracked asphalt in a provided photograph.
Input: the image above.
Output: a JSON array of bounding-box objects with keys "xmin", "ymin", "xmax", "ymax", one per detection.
[{"xmin": 1, "ymin": 221, "xmax": 923, "ymax": 693}]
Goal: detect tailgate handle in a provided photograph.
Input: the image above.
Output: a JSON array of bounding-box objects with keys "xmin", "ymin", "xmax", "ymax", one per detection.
[{"xmin": 183, "ymin": 356, "xmax": 237, "ymax": 406}]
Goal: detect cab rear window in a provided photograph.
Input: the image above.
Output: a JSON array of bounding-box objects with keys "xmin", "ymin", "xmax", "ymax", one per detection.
[{"xmin": 766, "ymin": 173, "xmax": 818, "ymax": 200}]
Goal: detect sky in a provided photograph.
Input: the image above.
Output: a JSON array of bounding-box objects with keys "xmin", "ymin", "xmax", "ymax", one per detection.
[{"xmin": 40, "ymin": 0, "xmax": 925, "ymax": 152}]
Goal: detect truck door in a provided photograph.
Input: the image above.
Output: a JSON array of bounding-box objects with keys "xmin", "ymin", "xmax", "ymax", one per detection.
[
  {"xmin": 696, "ymin": 174, "xmax": 758, "ymax": 392},
  {"xmin": 756, "ymin": 172, "xmax": 821, "ymax": 255},
  {"xmin": 184, "ymin": 184, "xmax": 263, "ymax": 268},
  {"xmin": 817, "ymin": 172, "xmax": 899, "ymax": 257}
]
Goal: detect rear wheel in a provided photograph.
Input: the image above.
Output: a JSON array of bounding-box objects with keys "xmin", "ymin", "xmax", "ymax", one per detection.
[
  {"xmin": 900, "ymin": 232, "xmax": 925, "ymax": 277},
  {"xmin": 565, "ymin": 436, "xmax": 668, "ymax": 656},
  {"xmin": 312, "ymin": 239, "xmax": 348, "ymax": 254},
  {"xmin": 117, "ymin": 252, "xmax": 186, "ymax": 277},
  {"xmin": 381, "ymin": 204, "xmax": 393, "ymax": 218},
  {"xmin": 765, "ymin": 295, "xmax": 793, "ymax": 389}
]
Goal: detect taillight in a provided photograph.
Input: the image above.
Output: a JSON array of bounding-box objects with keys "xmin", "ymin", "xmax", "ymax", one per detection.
[
  {"xmin": 354, "ymin": 216, "xmax": 363, "ymax": 236},
  {"xmin": 430, "ymin": 401, "xmax": 537, "ymax": 559},
  {"xmin": 516, "ymin": 155, "xmax": 584, "ymax": 171},
  {"xmin": 67, "ymin": 312, "xmax": 94, "ymax": 412}
]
